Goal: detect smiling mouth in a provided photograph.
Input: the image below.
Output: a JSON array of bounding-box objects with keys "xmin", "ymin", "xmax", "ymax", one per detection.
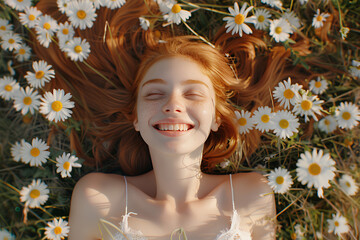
[{"xmin": 154, "ymin": 123, "xmax": 194, "ymax": 131}]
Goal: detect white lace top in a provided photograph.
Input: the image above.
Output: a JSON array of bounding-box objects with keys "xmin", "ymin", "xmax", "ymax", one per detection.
[{"xmin": 113, "ymin": 174, "xmax": 252, "ymax": 240}]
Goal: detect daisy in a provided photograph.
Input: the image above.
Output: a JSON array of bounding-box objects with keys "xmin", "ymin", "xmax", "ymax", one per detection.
[
  {"xmin": 36, "ymin": 28, "xmax": 53, "ymax": 48},
  {"xmin": 282, "ymin": 11, "xmax": 301, "ymax": 32},
  {"xmin": 0, "ymin": 229, "xmax": 15, "ymax": 240},
  {"xmin": 318, "ymin": 115, "xmax": 337, "ymax": 133},
  {"xmin": 312, "ymin": 9, "xmax": 330, "ymax": 29},
  {"xmin": 163, "ymin": 2, "xmax": 191, "ymax": 25},
  {"xmin": 0, "ymin": 18, "xmax": 13, "ymax": 35},
  {"xmin": 36, "ymin": 14, "xmax": 59, "ymax": 36},
  {"xmin": 268, "ymin": 167, "xmax": 293, "ymax": 194},
  {"xmin": 10, "ymin": 139, "xmax": 26, "ymax": 162},
  {"xmin": 56, "ymin": 152, "xmax": 82, "ymax": 178},
  {"xmin": 272, "ymin": 110, "xmax": 300, "ymax": 139},
  {"xmin": 102, "ymin": 0, "xmax": 126, "ymax": 9},
  {"xmin": 260, "ymin": 0, "xmax": 282, "ymax": 9},
  {"xmin": 157, "ymin": 0, "xmax": 176, "ymax": 14},
  {"xmin": 57, "ymin": 0, "xmax": 71, "ymax": 14},
  {"xmin": 220, "ymin": 160, "xmax": 230, "ymax": 169},
  {"xmin": 0, "ymin": 76, "xmax": 20, "ymax": 100},
  {"xmin": 64, "ymin": 37, "xmax": 91, "ymax": 62},
  {"xmin": 21, "ymin": 137, "xmax": 50, "ymax": 166},
  {"xmin": 339, "ymin": 174, "xmax": 358, "ymax": 196},
  {"xmin": 45, "ymin": 218, "xmax": 70, "ymax": 240},
  {"xmin": 20, "ymin": 179, "xmax": 49, "ymax": 208},
  {"xmin": 139, "ymin": 17, "xmax": 150, "ymax": 31},
  {"xmin": 90, "ymin": 0, "xmax": 104, "ymax": 9},
  {"xmin": 269, "ymin": 18, "xmax": 293, "ymax": 42},
  {"xmin": 67, "ymin": 0, "xmax": 97, "ymax": 30},
  {"xmin": 56, "ymin": 21, "xmax": 75, "ymax": 45},
  {"xmin": 253, "ymin": 9, "xmax": 271, "ymax": 30},
  {"xmin": 296, "ymin": 148, "xmax": 336, "ymax": 198},
  {"xmin": 25, "ymin": 60, "xmax": 55, "ymax": 89},
  {"xmin": 273, "ymin": 77, "xmax": 303, "ymax": 109},
  {"xmin": 14, "ymin": 43, "xmax": 31, "ymax": 62},
  {"xmin": 1, "ymin": 31, "xmax": 22, "ymax": 51},
  {"xmin": 327, "ymin": 213, "xmax": 350, "ymax": 236},
  {"xmin": 4, "ymin": 0, "xmax": 31, "ymax": 11},
  {"xmin": 292, "ymin": 93, "xmax": 324, "ymax": 122},
  {"xmin": 223, "ymin": 2, "xmax": 255, "ymax": 37},
  {"xmin": 19, "ymin": 7, "xmax": 42, "ymax": 28},
  {"xmin": 349, "ymin": 60, "xmax": 360, "ymax": 78},
  {"xmin": 13, "ymin": 86, "xmax": 41, "ymax": 115},
  {"xmin": 235, "ymin": 110, "xmax": 254, "ymax": 134},
  {"xmin": 293, "ymin": 224, "xmax": 305, "ymax": 240},
  {"xmin": 252, "ymin": 106, "xmax": 274, "ymax": 132},
  {"xmin": 40, "ymin": 89, "xmax": 75, "ymax": 122},
  {"xmin": 335, "ymin": 101, "xmax": 360, "ymax": 129},
  {"xmin": 309, "ymin": 77, "xmax": 328, "ymax": 95},
  {"xmin": 299, "ymin": 0, "xmax": 308, "ymax": 4}
]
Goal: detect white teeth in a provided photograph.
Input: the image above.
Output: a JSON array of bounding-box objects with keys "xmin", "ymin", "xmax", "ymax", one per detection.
[{"xmin": 157, "ymin": 124, "xmax": 190, "ymax": 131}]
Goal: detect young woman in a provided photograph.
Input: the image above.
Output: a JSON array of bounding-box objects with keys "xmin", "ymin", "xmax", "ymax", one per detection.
[{"xmin": 32, "ymin": 0, "xmax": 309, "ymax": 239}]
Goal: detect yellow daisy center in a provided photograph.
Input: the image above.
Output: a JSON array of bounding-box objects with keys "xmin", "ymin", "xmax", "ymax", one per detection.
[
  {"xmin": 279, "ymin": 119, "xmax": 289, "ymax": 129},
  {"xmin": 235, "ymin": 14, "xmax": 245, "ymax": 25},
  {"xmin": 276, "ymin": 176, "xmax": 284, "ymax": 185},
  {"xmin": 4, "ymin": 237, "xmax": 9, "ymax": 240},
  {"xmin": 261, "ymin": 114, "xmax": 270, "ymax": 123},
  {"xmin": 30, "ymin": 147, "xmax": 40, "ymax": 157},
  {"xmin": 238, "ymin": 117, "xmax": 247, "ymax": 126},
  {"xmin": 54, "ymin": 226, "xmax": 62, "ymax": 235},
  {"xmin": 316, "ymin": 15, "xmax": 323, "ymax": 22},
  {"xmin": 77, "ymin": 10, "xmax": 87, "ymax": 19},
  {"xmin": 35, "ymin": 70, "xmax": 45, "ymax": 79},
  {"xmin": 23, "ymin": 96, "xmax": 32, "ymax": 105},
  {"xmin": 171, "ymin": 4, "xmax": 181, "ymax": 14},
  {"xmin": 30, "ymin": 189, "xmax": 40, "ymax": 199},
  {"xmin": 324, "ymin": 119, "xmax": 330, "ymax": 125},
  {"xmin": 8, "ymin": 38, "xmax": 15, "ymax": 44},
  {"xmin": 28, "ymin": 14, "xmax": 36, "ymax": 21},
  {"xmin": 308, "ymin": 163, "xmax": 321, "ymax": 176},
  {"xmin": 258, "ymin": 15, "xmax": 265, "ymax": 23},
  {"xmin": 345, "ymin": 181, "xmax": 351, "ymax": 188},
  {"xmin": 301, "ymin": 100, "xmax": 313, "ymax": 111},
  {"xmin": 43, "ymin": 22, "xmax": 51, "ymax": 30},
  {"xmin": 344, "ymin": 139, "xmax": 353, "ymax": 146},
  {"xmin": 283, "ymin": 89, "xmax": 294, "ymax": 99},
  {"xmin": 290, "ymin": 233, "xmax": 297, "ymax": 240},
  {"xmin": 23, "ymin": 115, "xmax": 32, "ymax": 124},
  {"xmin": 342, "ymin": 112, "xmax": 351, "ymax": 120},
  {"xmin": 334, "ymin": 221, "xmax": 339, "ymax": 227},
  {"xmin": 74, "ymin": 45, "xmax": 82, "ymax": 53},
  {"xmin": 17, "ymin": 0, "xmax": 23, "ymax": 2},
  {"xmin": 315, "ymin": 81, "xmax": 322, "ymax": 88},
  {"xmin": 62, "ymin": 28, "xmax": 69, "ymax": 35},
  {"xmin": 0, "ymin": 26, "xmax": 6, "ymax": 31},
  {"xmin": 4, "ymin": 84, "xmax": 12, "ymax": 92},
  {"xmin": 275, "ymin": 26, "xmax": 282, "ymax": 34},
  {"xmin": 51, "ymin": 101, "xmax": 63, "ymax": 112},
  {"xmin": 63, "ymin": 161, "xmax": 71, "ymax": 170},
  {"xmin": 19, "ymin": 48, "xmax": 26, "ymax": 55}
]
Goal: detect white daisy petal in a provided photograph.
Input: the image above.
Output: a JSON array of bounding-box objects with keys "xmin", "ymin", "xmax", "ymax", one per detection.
[
  {"xmin": 21, "ymin": 137, "xmax": 50, "ymax": 166},
  {"xmin": 338, "ymin": 174, "xmax": 358, "ymax": 196},
  {"xmin": 268, "ymin": 167, "xmax": 293, "ymax": 194},
  {"xmin": 272, "ymin": 110, "xmax": 300, "ymax": 139},
  {"xmin": 0, "ymin": 75, "xmax": 20, "ymax": 100},
  {"xmin": 64, "ymin": 37, "xmax": 91, "ymax": 62},
  {"xmin": 272, "ymin": 77, "xmax": 303, "ymax": 109},
  {"xmin": 45, "ymin": 218, "xmax": 70, "ymax": 240},
  {"xmin": 67, "ymin": 0, "xmax": 97, "ymax": 30},
  {"xmin": 327, "ymin": 213, "xmax": 350, "ymax": 236},
  {"xmin": 20, "ymin": 179, "xmax": 49, "ymax": 208},
  {"xmin": 40, "ymin": 89, "xmax": 75, "ymax": 122},
  {"xmin": 56, "ymin": 152, "xmax": 82, "ymax": 178},
  {"xmin": 235, "ymin": 110, "xmax": 254, "ymax": 134},
  {"xmin": 335, "ymin": 101, "xmax": 360, "ymax": 129},
  {"xmin": 318, "ymin": 115, "xmax": 337, "ymax": 133},
  {"xmin": 292, "ymin": 92, "xmax": 324, "ymax": 122}
]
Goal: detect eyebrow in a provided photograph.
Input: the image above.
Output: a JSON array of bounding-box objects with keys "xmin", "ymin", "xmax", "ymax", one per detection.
[{"xmin": 141, "ymin": 78, "xmax": 210, "ymax": 89}]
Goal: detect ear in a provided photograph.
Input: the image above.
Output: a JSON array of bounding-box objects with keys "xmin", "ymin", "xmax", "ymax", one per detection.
[
  {"xmin": 133, "ymin": 118, "xmax": 139, "ymax": 131},
  {"xmin": 211, "ymin": 116, "xmax": 221, "ymax": 132}
]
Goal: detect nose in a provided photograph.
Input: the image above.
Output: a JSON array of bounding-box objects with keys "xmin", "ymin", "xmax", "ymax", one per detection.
[{"xmin": 162, "ymin": 93, "xmax": 184, "ymax": 113}]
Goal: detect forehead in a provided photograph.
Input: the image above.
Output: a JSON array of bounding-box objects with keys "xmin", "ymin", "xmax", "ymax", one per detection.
[{"xmin": 139, "ymin": 56, "xmax": 213, "ymax": 89}]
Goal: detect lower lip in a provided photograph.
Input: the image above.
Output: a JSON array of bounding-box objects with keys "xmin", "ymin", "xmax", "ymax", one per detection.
[{"xmin": 155, "ymin": 129, "xmax": 191, "ymax": 137}]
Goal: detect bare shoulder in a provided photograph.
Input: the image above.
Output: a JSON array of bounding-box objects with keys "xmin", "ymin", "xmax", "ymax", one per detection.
[
  {"xmin": 232, "ymin": 172, "xmax": 276, "ymax": 240},
  {"xmin": 68, "ymin": 172, "xmax": 126, "ymax": 240}
]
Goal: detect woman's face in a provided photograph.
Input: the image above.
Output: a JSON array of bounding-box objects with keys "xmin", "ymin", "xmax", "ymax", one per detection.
[{"xmin": 134, "ymin": 56, "xmax": 219, "ymax": 155}]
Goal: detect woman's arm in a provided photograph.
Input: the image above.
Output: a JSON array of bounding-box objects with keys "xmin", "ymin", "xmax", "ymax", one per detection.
[{"xmin": 68, "ymin": 172, "xmax": 111, "ymax": 240}]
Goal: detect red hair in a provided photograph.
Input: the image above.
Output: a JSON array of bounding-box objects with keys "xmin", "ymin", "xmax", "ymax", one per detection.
[{"xmin": 32, "ymin": 0, "xmax": 311, "ymax": 175}]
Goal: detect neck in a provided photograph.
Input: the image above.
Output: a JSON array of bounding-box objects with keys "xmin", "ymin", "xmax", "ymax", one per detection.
[{"xmin": 149, "ymin": 146, "xmax": 205, "ymax": 209}]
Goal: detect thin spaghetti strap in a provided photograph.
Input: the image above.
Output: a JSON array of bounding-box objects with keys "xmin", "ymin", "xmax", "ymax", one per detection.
[
  {"xmin": 123, "ymin": 175, "xmax": 128, "ymax": 216},
  {"xmin": 229, "ymin": 174, "xmax": 235, "ymax": 212}
]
